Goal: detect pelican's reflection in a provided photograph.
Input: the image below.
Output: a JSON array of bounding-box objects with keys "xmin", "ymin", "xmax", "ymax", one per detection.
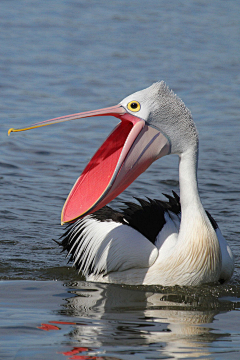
[{"xmin": 60, "ymin": 281, "xmax": 232, "ymax": 359}]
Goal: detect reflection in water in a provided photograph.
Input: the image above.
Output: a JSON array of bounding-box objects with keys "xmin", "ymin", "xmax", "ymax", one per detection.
[{"xmin": 55, "ymin": 281, "xmax": 238, "ymax": 359}]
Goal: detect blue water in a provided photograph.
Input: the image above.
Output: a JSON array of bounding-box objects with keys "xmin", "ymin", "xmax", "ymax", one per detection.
[{"xmin": 1, "ymin": 0, "xmax": 240, "ymax": 359}]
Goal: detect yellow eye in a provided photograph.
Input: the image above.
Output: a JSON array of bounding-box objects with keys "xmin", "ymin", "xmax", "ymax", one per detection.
[{"xmin": 127, "ymin": 100, "xmax": 141, "ymax": 112}]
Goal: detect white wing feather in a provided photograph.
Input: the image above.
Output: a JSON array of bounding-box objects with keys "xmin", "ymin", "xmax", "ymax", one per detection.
[{"xmin": 67, "ymin": 215, "xmax": 158, "ymax": 277}]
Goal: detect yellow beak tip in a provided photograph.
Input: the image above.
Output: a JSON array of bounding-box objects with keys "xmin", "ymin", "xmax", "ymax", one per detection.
[{"xmin": 8, "ymin": 128, "xmax": 14, "ymax": 136}]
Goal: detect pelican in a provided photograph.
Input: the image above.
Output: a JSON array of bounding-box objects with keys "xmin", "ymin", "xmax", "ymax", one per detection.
[{"xmin": 8, "ymin": 81, "xmax": 234, "ymax": 286}]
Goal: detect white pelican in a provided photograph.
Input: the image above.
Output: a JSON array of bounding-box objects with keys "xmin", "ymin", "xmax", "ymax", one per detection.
[{"xmin": 8, "ymin": 82, "xmax": 234, "ymax": 286}]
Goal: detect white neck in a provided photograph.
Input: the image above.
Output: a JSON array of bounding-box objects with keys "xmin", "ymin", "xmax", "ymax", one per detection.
[
  {"xmin": 178, "ymin": 145, "xmax": 203, "ymax": 215},
  {"xmin": 178, "ymin": 143, "xmax": 211, "ymax": 232},
  {"xmin": 176, "ymin": 144, "xmax": 221, "ymax": 284}
]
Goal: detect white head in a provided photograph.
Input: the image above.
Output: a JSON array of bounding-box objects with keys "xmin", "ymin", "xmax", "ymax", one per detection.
[{"xmin": 120, "ymin": 81, "xmax": 199, "ymax": 155}]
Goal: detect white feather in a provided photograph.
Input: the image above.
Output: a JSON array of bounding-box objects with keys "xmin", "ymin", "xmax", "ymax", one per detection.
[{"xmin": 67, "ymin": 216, "xmax": 158, "ymax": 277}]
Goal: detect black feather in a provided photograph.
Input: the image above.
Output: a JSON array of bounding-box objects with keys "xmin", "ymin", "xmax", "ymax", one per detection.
[{"xmin": 206, "ymin": 210, "xmax": 218, "ymax": 230}]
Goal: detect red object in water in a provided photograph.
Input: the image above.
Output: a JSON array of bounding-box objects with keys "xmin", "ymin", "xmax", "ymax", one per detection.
[
  {"xmin": 37, "ymin": 323, "xmax": 60, "ymax": 331},
  {"xmin": 49, "ymin": 320, "xmax": 77, "ymax": 325},
  {"xmin": 60, "ymin": 347, "xmax": 89, "ymax": 356}
]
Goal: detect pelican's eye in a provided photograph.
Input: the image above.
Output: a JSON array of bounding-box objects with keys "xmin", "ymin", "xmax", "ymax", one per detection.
[{"xmin": 127, "ymin": 100, "xmax": 141, "ymax": 112}]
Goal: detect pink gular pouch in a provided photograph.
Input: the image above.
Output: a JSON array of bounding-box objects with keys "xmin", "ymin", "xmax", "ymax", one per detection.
[{"xmin": 8, "ymin": 105, "xmax": 171, "ymax": 224}]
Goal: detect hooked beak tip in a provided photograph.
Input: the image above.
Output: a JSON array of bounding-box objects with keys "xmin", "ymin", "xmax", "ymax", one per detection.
[{"xmin": 8, "ymin": 128, "xmax": 14, "ymax": 136}]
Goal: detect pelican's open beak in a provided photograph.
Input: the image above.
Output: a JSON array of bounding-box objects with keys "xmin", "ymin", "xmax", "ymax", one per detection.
[{"xmin": 9, "ymin": 105, "xmax": 170, "ymax": 224}]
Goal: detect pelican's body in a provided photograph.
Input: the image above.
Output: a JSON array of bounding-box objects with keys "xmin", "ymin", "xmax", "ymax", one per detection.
[
  {"xmin": 61, "ymin": 172, "xmax": 233, "ymax": 286},
  {"xmin": 9, "ymin": 82, "xmax": 234, "ymax": 285}
]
